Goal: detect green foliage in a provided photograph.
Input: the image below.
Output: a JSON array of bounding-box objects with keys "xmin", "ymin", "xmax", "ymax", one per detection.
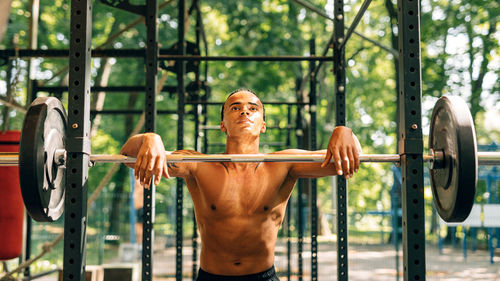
[{"xmin": 0, "ymin": 0, "xmax": 498, "ymax": 254}]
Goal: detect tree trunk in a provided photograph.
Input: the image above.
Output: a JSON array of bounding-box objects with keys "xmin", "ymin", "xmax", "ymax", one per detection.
[
  {"xmin": 468, "ymin": 16, "xmax": 497, "ymax": 121},
  {"xmin": 90, "ymin": 58, "xmax": 113, "ymax": 138}
]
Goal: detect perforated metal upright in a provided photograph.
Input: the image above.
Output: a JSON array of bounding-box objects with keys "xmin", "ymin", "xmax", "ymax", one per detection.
[
  {"xmin": 308, "ymin": 39, "xmax": 318, "ymax": 281},
  {"xmin": 397, "ymin": 0, "xmax": 426, "ymax": 280},
  {"xmin": 176, "ymin": 0, "xmax": 187, "ymax": 280},
  {"xmin": 143, "ymin": 0, "xmax": 158, "ymax": 280},
  {"xmin": 295, "ymin": 89, "xmax": 305, "ymax": 281},
  {"xmin": 333, "ymin": 0, "xmax": 348, "ymax": 279},
  {"xmin": 64, "ymin": 0, "xmax": 92, "ymax": 280}
]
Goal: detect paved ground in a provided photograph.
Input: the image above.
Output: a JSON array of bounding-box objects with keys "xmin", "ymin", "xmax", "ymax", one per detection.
[
  {"xmin": 12, "ymin": 237, "xmax": 500, "ymax": 280},
  {"xmin": 151, "ymin": 237, "xmax": 500, "ymax": 281}
]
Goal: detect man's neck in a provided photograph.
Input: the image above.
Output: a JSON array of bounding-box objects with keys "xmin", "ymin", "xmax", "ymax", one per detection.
[{"xmin": 225, "ymin": 136, "xmax": 260, "ymax": 154}]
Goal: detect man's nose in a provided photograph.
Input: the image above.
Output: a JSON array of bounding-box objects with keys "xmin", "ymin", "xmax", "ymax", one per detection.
[{"xmin": 240, "ymin": 110, "xmax": 249, "ymax": 115}]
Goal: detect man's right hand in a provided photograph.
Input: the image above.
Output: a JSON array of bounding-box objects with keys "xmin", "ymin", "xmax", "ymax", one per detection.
[{"xmin": 120, "ymin": 133, "xmax": 170, "ymax": 187}]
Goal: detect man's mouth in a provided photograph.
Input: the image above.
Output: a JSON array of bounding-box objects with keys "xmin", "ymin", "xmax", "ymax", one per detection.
[{"xmin": 237, "ymin": 118, "xmax": 253, "ymax": 124}]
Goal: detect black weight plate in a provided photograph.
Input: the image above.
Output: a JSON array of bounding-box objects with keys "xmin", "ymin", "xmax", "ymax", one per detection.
[
  {"xmin": 19, "ymin": 97, "xmax": 67, "ymax": 222},
  {"xmin": 429, "ymin": 96, "xmax": 477, "ymax": 222}
]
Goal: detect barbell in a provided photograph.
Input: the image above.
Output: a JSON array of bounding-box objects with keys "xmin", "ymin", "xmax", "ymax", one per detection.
[{"xmin": 0, "ymin": 96, "xmax": 498, "ymax": 223}]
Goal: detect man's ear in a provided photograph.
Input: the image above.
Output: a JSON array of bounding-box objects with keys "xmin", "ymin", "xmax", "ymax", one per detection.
[
  {"xmin": 220, "ymin": 121, "xmax": 227, "ymax": 133},
  {"xmin": 260, "ymin": 121, "xmax": 266, "ymax": 133}
]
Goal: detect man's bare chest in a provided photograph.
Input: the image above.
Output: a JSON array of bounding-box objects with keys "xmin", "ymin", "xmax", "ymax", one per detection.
[{"xmin": 189, "ymin": 162, "xmax": 292, "ymax": 215}]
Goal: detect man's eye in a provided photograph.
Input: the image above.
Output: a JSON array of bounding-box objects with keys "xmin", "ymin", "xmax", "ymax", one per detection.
[
  {"xmin": 250, "ymin": 107, "xmax": 257, "ymax": 111},
  {"xmin": 232, "ymin": 107, "xmax": 238, "ymax": 110}
]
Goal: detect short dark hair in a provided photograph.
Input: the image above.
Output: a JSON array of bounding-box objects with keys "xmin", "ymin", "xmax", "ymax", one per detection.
[{"xmin": 220, "ymin": 88, "xmax": 265, "ymax": 121}]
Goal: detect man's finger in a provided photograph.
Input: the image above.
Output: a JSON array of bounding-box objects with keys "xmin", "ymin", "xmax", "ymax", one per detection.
[
  {"xmin": 163, "ymin": 162, "xmax": 170, "ymax": 179},
  {"xmin": 140, "ymin": 157, "xmax": 149, "ymax": 185},
  {"xmin": 340, "ymin": 148, "xmax": 349, "ymax": 178},
  {"xmin": 321, "ymin": 149, "xmax": 332, "ymax": 168},
  {"xmin": 347, "ymin": 148, "xmax": 354, "ymax": 176},
  {"xmin": 353, "ymin": 146, "xmax": 360, "ymax": 172},
  {"xmin": 144, "ymin": 169, "xmax": 154, "ymax": 188},
  {"xmin": 333, "ymin": 148, "xmax": 342, "ymax": 176},
  {"xmin": 154, "ymin": 157, "xmax": 162, "ymax": 185},
  {"xmin": 135, "ymin": 154, "xmax": 143, "ymax": 180}
]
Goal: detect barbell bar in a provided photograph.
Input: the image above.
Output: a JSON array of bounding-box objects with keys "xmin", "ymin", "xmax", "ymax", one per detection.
[
  {"xmin": 1, "ymin": 151, "xmax": 499, "ymax": 166},
  {"xmin": 2, "ymin": 96, "xmax": 499, "ymax": 223}
]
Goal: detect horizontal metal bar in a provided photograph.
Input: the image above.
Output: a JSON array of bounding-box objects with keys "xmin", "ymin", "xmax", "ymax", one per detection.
[
  {"xmin": 22, "ymin": 268, "xmax": 61, "ymax": 281},
  {"xmin": 2, "ymin": 152, "xmax": 497, "ymax": 166},
  {"xmin": 90, "ymin": 109, "xmax": 177, "ymax": 115},
  {"xmin": 0, "ymin": 152, "xmax": 19, "ymax": 165},
  {"xmin": 0, "ymin": 49, "xmax": 333, "ymax": 61},
  {"xmin": 157, "ymin": 55, "xmax": 333, "ymax": 61},
  {"xmin": 478, "ymin": 152, "xmax": 500, "ymax": 165},
  {"xmin": 91, "ymin": 153, "xmax": 403, "ymax": 163},
  {"xmin": 35, "ymin": 84, "xmax": 203, "ymax": 93}
]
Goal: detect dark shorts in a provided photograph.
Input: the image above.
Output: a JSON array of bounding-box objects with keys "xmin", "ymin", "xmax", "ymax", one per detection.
[
  {"xmin": 136, "ymin": 207, "xmax": 143, "ymax": 224},
  {"xmin": 196, "ymin": 266, "xmax": 279, "ymax": 281}
]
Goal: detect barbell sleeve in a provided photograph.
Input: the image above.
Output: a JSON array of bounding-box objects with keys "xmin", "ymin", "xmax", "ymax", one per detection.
[{"xmin": 1, "ymin": 151, "xmax": 498, "ymax": 166}]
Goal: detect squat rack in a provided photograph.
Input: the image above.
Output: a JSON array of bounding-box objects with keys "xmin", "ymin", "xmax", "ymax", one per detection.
[{"xmin": 0, "ymin": 0, "xmax": 425, "ymax": 280}]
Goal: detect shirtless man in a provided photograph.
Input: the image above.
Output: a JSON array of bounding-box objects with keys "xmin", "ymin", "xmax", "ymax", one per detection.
[{"xmin": 120, "ymin": 89, "xmax": 361, "ymax": 280}]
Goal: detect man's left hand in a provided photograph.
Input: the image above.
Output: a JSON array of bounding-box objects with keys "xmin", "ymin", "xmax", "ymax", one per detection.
[{"xmin": 321, "ymin": 126, "xmax": 362, "ymax": 179}]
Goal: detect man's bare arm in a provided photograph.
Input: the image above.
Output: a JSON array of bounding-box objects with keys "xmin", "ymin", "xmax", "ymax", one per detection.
[
  {"xmin": 272, "ymin": 149, "xmax": 338, "ymax": 178},
  {"xmin": 121, "ymin": 133, "xmax": 201, "ymax": 186},
  {"xmin": 278, "ymin": 126, "xmax": 361, "ymax": 179},
  {"xmin": 166, "ymin": 150, "xmax": 203, "ymax": 178}
]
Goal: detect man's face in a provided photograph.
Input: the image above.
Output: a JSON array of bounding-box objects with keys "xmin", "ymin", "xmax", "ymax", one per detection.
[{"xmin": 220, "ymin": 91, "xmax": 266, "ymax": 137}]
